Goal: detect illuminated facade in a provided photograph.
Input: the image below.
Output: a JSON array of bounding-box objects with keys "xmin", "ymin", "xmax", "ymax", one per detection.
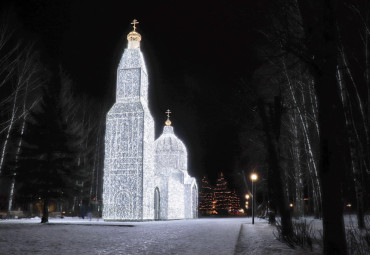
[{"xmin": 103, "ymin": 20, "xmax": 198, "ymax": 221}]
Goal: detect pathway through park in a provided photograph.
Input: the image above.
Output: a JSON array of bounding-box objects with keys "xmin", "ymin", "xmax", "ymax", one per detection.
[{"xmin": 0, "ymin": 217, "xmax": 320, "ymax": 254}]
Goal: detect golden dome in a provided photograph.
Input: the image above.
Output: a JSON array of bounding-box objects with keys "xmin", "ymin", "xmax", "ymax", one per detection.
[
  {"xmin": 127, "ymin": 19, "xmax": 141, "ymax": 42},
  {"xmin": 127, "ymin": 31, "xmax": 142, "ymax": 42},
  {"xmin": 165, "ymin": 119, "xmax": 172, "ymax": 126}
]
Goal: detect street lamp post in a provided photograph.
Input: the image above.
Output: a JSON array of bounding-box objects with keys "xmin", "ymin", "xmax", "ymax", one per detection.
[{"xmin": 251, "ymin": 173, "xmax": 258, "ymax": 225}]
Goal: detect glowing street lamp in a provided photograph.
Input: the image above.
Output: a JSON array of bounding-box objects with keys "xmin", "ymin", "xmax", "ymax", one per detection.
[
  {"xmin": 251, "ymin": 173, "xmax": 258, "ymax": 181},
  {"xmin": 251, "ymin": 173, "xmax": 258, "ymax": 225},
  {"xmin": 245, "ymin": 194, "xmax": 251, "ymax": 215}
]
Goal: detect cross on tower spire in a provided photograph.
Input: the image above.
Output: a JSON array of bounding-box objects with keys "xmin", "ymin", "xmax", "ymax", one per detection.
[
  {"xmin": 166, "ymin": 109, "xmax": 171, "ymax": 119},
  {"xmin": 131, "ymin": 19, "xmax": 139, "ymax": 31},
  {"xmin": 165, "ymin": 109, "xmax": 172, "ymax": 126}
]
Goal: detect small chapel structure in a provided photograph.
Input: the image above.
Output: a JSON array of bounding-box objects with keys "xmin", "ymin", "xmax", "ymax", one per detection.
[{"xmin": 102, "ymin": 20, "xmax": 198, "ymax": 221}]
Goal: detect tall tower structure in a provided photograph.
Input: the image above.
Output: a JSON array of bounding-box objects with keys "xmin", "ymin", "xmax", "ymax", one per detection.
[
  {"xmin": 103, "ymin": 20, "xmax": 155, "ymax": 220},
  {"xmin": 103, "ymin": 20, "xmax": 197, "ymax": 221}
]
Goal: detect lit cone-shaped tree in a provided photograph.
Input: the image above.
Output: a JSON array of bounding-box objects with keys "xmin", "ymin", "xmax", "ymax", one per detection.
[{"xmin": 199, "ymin": 176, "xmax": 214, "ymax": 215}]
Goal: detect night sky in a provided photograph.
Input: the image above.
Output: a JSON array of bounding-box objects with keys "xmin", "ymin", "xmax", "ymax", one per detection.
[{"xmin": 5, "ymin": 0, "xmax": 271, "ymax": 190}]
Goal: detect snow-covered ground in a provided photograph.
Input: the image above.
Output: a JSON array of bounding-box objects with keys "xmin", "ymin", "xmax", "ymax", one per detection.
[
  {"xmin": 0, "ymin": 216, "xmax": 323, "ymax": 255},
  {"xmin": 235, "ymin": 219, "xmax": 321, "ymax": 255},
  {"xmin": 2, "ymin": 215, "xmax": 364, "ymax": 254},
  {"xmin": 1, "ymin": 217, "xmax": 241, "ymax": 254}
]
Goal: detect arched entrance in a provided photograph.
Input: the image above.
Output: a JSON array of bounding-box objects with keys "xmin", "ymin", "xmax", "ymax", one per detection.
[{"xmin": 154, "ymin": 187, "xmax": 160, "ymax": 220}]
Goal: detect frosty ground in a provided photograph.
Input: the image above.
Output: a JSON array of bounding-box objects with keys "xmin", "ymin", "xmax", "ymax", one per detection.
[{"xmin": 0, "ymin": 217, "xmax": 323, "ymax": 255}]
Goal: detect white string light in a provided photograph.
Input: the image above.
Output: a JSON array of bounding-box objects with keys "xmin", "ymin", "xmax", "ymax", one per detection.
[{"xmin": 102, "ymin": 22, "xmax": 197, "ymax": 221}]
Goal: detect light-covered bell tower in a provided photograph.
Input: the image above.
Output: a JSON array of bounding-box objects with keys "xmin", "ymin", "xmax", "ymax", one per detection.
[
  {"xmin": 103, "ymin": 20, "xmax": 198, "ymax": 221},
  {"xmin": 103, "ymin": 19, "xmax": 155, "ymax": 220}
]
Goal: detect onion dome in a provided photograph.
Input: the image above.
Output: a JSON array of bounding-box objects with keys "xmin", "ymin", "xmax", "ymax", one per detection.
[
  {"xmin": 127, "ymin": 19, "xmax": 141, "ymax": 49},
  {"xmin": 156, "ymin": 109, "xmax": 186, "ymax": 153},
  {"xmin": 155, "ymin": 126, "xmax": 187, "ymax": 154},
  {"xmin": 154, "ymin": 110, "xmax": 188, "ymax": 173}
]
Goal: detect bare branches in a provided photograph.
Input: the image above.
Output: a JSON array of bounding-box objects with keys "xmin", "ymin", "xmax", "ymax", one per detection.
[{"xmin": 0, "ymin": 12, "xmax": 44, "ymax": 175}]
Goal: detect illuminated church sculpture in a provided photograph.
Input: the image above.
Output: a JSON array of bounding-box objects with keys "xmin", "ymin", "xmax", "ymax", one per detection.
[{"xmin": 103, "ymin": 20, "xmax": 198, "ymax": 221}]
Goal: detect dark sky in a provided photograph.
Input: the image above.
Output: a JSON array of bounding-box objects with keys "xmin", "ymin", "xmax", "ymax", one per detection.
[{"xmin": 8, "ymin": 0, "xmax": 270, "ymax": 190}]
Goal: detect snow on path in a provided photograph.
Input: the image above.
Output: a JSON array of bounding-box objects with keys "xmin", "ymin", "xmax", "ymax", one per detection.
[
  {"xmin": 0, "ymin": 217, "xmax": 326, "ymax": 254},
  {"xmin": 0, "ymin": 217, "xmax": 243, "ymax": 255},
  {"xmin": 235, "ymin": 219, "xmax": 321, "ymax": 255}
]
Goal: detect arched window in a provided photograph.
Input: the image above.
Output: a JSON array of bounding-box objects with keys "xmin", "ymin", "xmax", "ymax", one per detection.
[{"xmin": 154, "ymin": 187, "xmax": 160, "ymax": 220}]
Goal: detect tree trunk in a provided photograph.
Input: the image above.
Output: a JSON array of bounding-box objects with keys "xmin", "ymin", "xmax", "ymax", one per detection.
[
  {"xmin": 337, "ymin": 64, "xmax": 365, "ymax": 229},
  {"xmin": 7, "ymin": 77, "xmax": 32, "ymax": 217},
  {"xmin": 0, "ymin": 87, "xmax": 20, "ymax": 174},
  {"xmin": 292, "ymin": 114, "xmax": 304, "ymax": 217},
  {"xmin": 339, "ymin": 44, "xmax": 369, "ymax": 174},
  {"xmin": 7, "ymin": 178, "xmax": 15, "ymax": 218},
  {"xmin": 41, "ymin": 198, "xmax": 49, "ymax": 223},
  {"xmin": 298, "ymin": 0, "xmax": 348, "ymax": 253},
  {"xmin": 307, "ymin": 160, "xmax": 320, "ymax": 219},
  {"xmin": 315, "ymin": 57, "xmax": 347, "ymax": 254},
  {"xmin": 366, "ymin": 9, "xmax": 370, "ymax": 176},
  {"xmin": 307, "ymin": 79, "xmax": 320, "ymax": 137},
  {"xmin": 258, "ymin": 97, "xmax": 293, "ymax": 237},
  {"xmin": 282, "ymin": 59, "xmax": 322, "ymax": 216}
]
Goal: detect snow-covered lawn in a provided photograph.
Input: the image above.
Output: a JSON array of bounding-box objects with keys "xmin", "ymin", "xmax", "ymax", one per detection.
[
  {"xmin": 0, "ymin": 217, "xmax": 243, "ymax": 254},
  {"xmin": 235, "ymin": 219, "xmax": 321, "ymax": 254},
  {"xmin": 2, "ymin": 215, "xmax": 366, "ymax": 254}
]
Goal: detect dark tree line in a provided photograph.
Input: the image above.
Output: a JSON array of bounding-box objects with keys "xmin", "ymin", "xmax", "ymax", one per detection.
[
  {"xmin": 233, "ymin": 0, "xmax": 369, "ymax": 254},
  {"xmin": 16, "ymin": 74, "xmax": 86, "ymax": 223},
  {"xmin": 0, "ymin": 8, "xmax": 106, "ymax": 223}
]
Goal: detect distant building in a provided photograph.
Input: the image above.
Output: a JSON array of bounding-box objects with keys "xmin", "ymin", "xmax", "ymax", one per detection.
[{"xmin": 199, "ymin": 173, "xmax": 240, "ymax": 215}]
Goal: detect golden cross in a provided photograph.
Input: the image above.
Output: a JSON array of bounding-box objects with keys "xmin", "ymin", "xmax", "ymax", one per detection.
[
  {"xmin": 165, "ymin": 109, "xmax": 171, "ymax": 119},
  {"xmin": 131, "ymin": 19, "xmax": 139, "ymax": 31}
]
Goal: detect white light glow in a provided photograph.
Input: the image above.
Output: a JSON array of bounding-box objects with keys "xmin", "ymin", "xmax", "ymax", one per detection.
[
  {"xmin": 251, "ymin": 173, "xmax": 258, "ymax": 181},
  {"xmin": 102, "ymin": 25, "xmax": 197, "ymax": 221}
]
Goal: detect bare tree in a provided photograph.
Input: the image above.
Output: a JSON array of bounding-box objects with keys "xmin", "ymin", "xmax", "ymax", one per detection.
[
  {"xmin": 296, "ymin": 0, "xmax": 348, "ymax": 253},
  {"xmin": 262, "ymin": 0, "xmax": 349, "ymax": 252},
  {"xmin": 335, "ymin": 2, "xmax": 370, "ymax": 229}
]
